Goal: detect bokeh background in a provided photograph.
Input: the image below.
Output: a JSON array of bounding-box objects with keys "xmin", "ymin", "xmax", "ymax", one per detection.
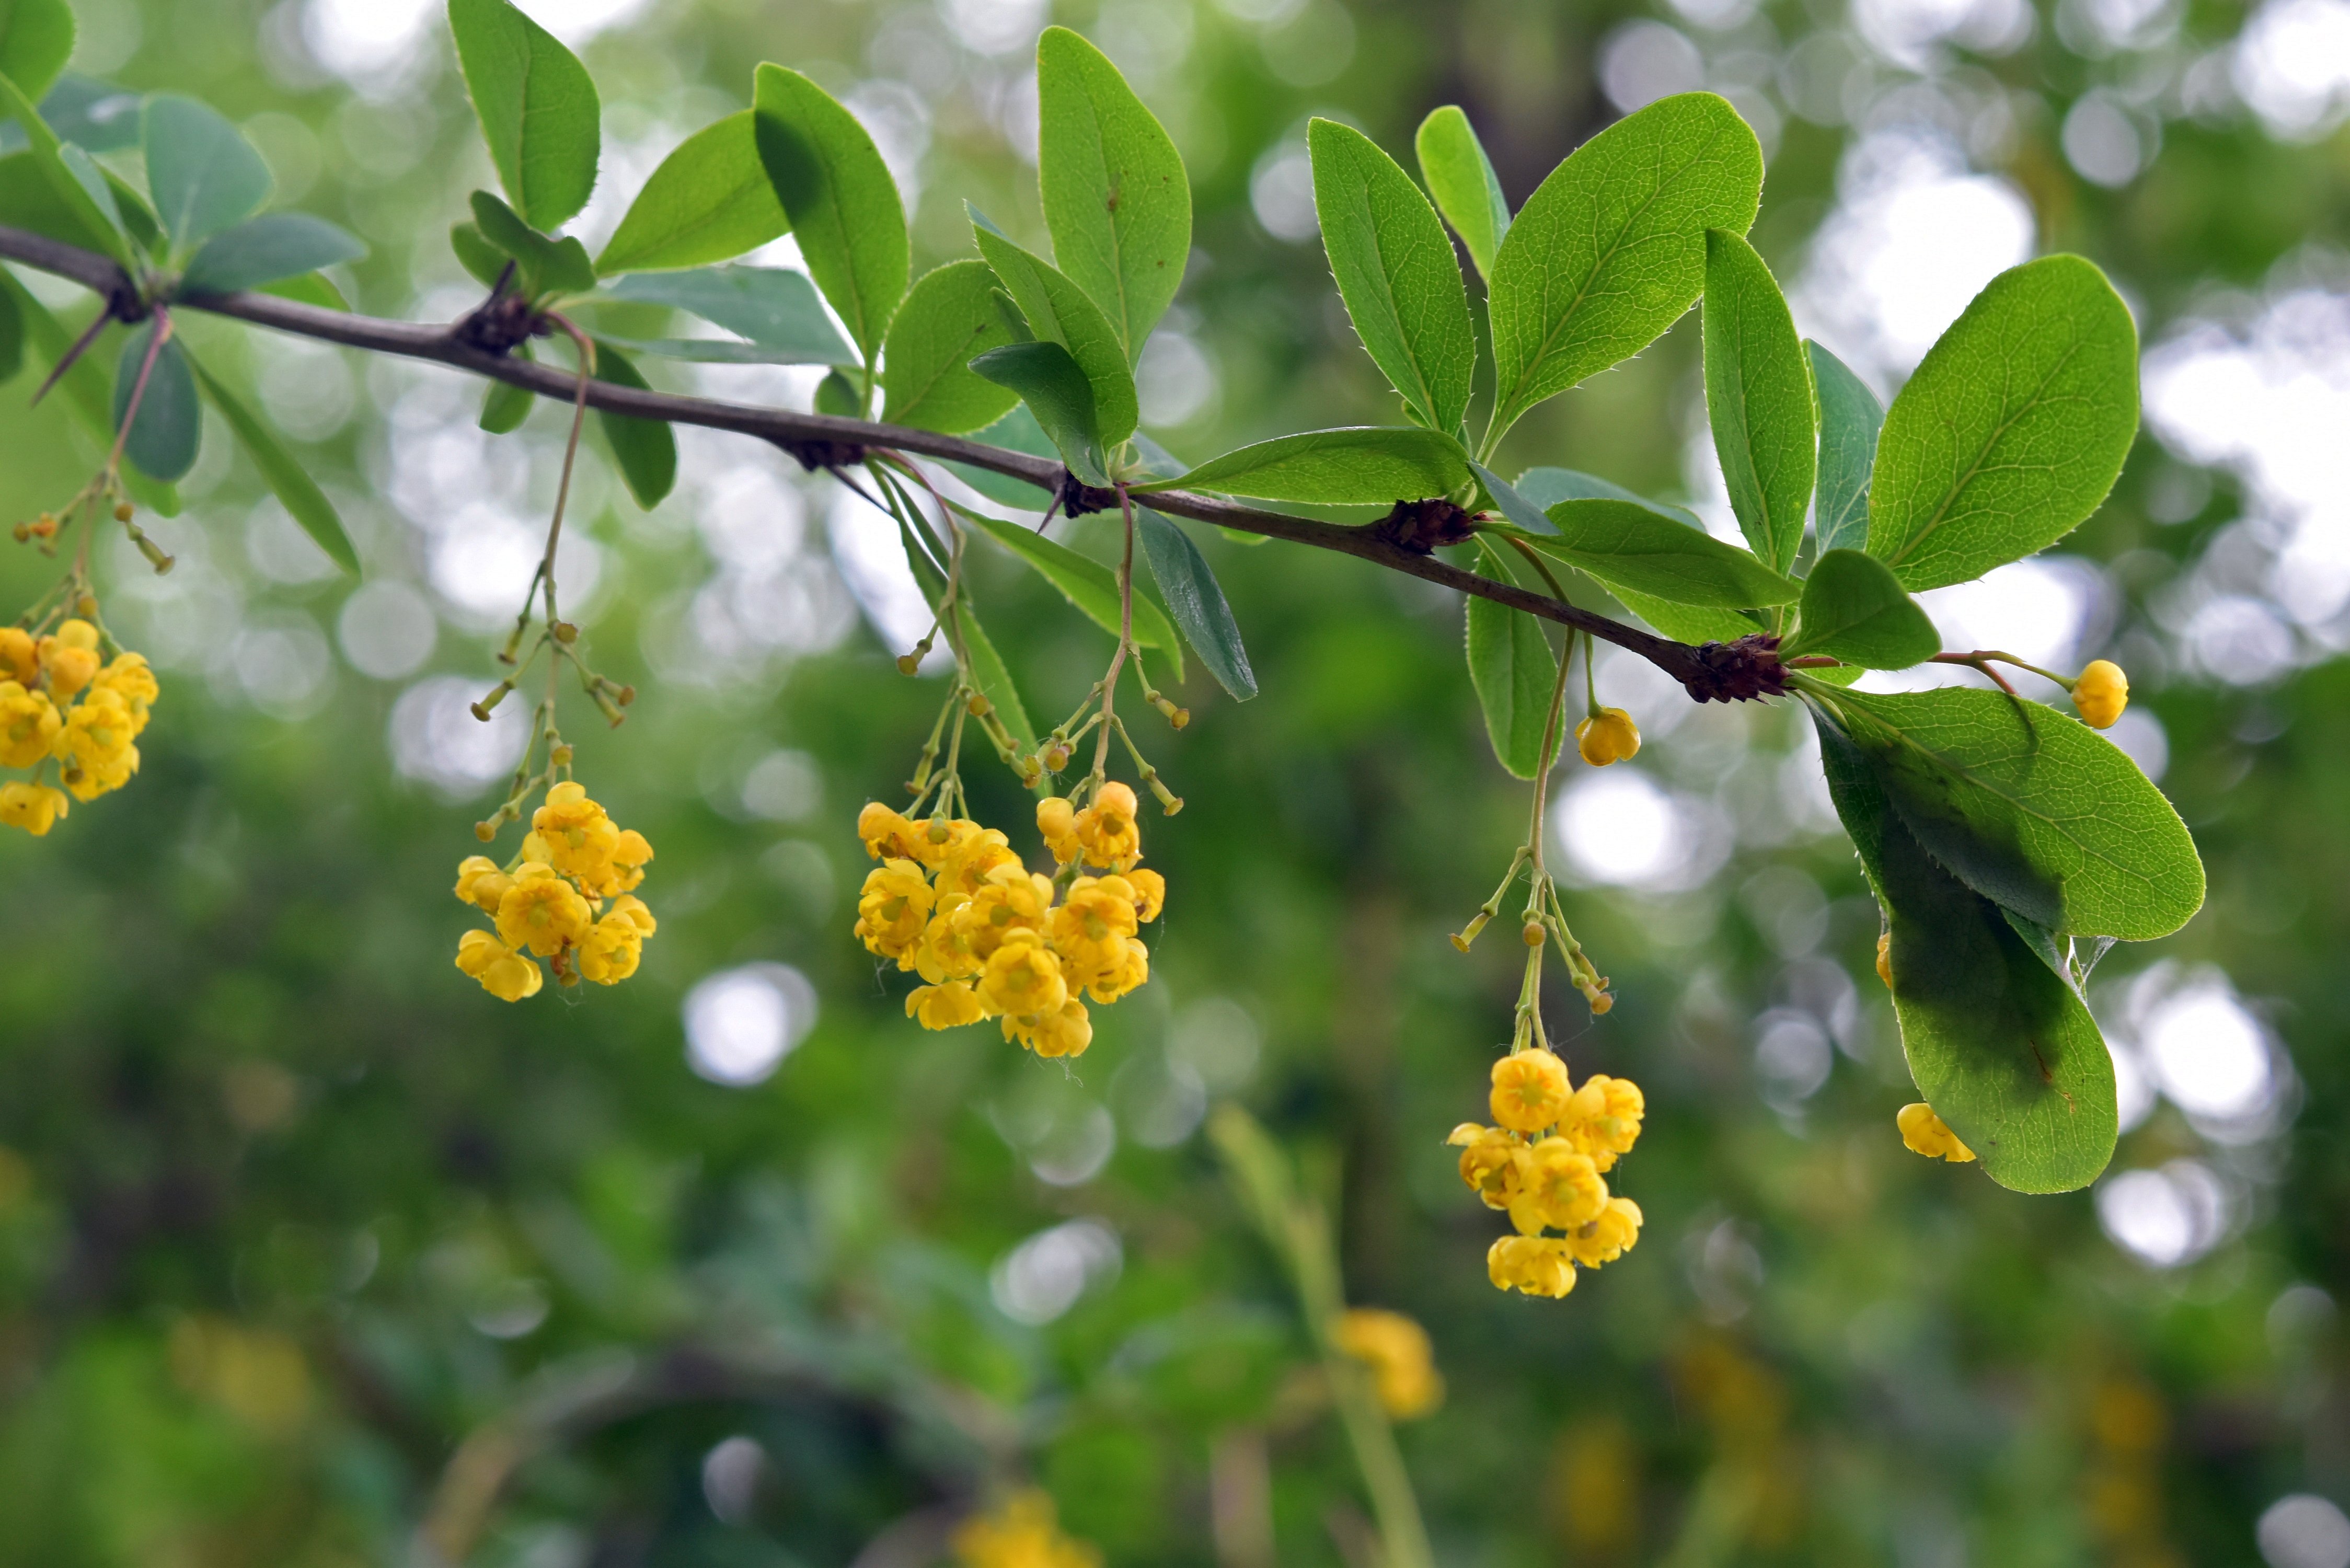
[{"xmin": 4, "ymin": 0, "xmax": 2350, "ymax": 1562}]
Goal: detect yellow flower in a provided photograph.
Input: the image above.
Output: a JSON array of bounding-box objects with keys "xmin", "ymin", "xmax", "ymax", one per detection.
[
  {"xmin": 1897, "ymin": 1102, "xmax": 1976, "ymax": 1163},
  {"xmin": 456, "ymin": 929, "xmax": 543, "ymax": 1001},
  {"xmin": 913, "ymin": 900, "xmax": 982, "ymax": 984},
  {"xmin": 1487, "ymin": 1235, "xmax": 1576, "ymax": 1298},
  {"xmin": 91, "ymin": 652, "xmax": 157, "ymax": 734},
  {"xmin": 1010, "ymin": 996, "xmax": 1093, "ymax": 1058},
  {"xmin": 977, "ymin": 935, "xmax": 1068, "ymax": 1021},
  {"xmin": 604, "ymin": 827, "xmax": 653, "ymax": 895},
  {"xmin": 453, "ymin": 855, "xmax": 514, "ymax": 914},
  {"xmin": 0, "ymin": 779, "xmax": 68, "ymax": 836},
  {"xmin": 1128, "ymin": 867, "xmax": 1166, "ymax": 923},
  {"xmin": 935, "ymin": 824, "xmax": 1017, "ymax": 897},
  {"xmin": 953, "ymin": 862, "xmax": 1054, "ymax": 962},
  {"xmin": 607, "ymin": 894, "xmax": 657, "ymax": 938},
  {"xmin": 1051, "ymin": 874, "xmax": 1140, "ymax": 981},
  {"xmin": 908, "ymin": 981, "xmax": 986, "ymax": 1030},
  {"xmin": 1489, "ymin": 1047, "xmax": 1571, "ymax": 1134},
  {"xmin": 0, "ymin": 681, "xmax": 60, "ymax": 768},
  {"xmin": 1074, "ymin": 781, "xmax": 1142, "ymax": 870},
  {"xmin": 0, "ymin": 627, "xmax": 35, "ymax": 686},
  {"xmin": 2073, "ymin": 659, "xmax": 2128, "ymax": 729},
  {"xmin": 496, "ymin": 863, "xmax": 593, "ymax": 958},
  {"xmin": 854, "ymin": 859, "xmax": 935, "ymax": 966},
  {"xmin": 952, "ymin": 1489, "xmax": 1101, "ymax": 1568},
  {"xmin": 1876, "ymin": 930, "xmax": 1893, "ymax": 989},
  {"xmin": 38, "ymin": 619, "xmax": 100, "ymax": 700},
  {"xmin": 1565, "ymin": 1196, "xmax": 1644, "ymax": 1269},
  {"xmin": 1561, "ymin": 1074, "xmax": 1644, "ymax": 1172},
  {"xmin": 857, "ymin": 801, "xmax": 924, "ymax": 861},
  {"xmin": 1510, "ymin": 1137, "xmax": 1608, "ymax": 1235},
  {"xmin": 1036, "ymin": 794, "xmax": 1081, "ymax": 864},
  {"xmin": 1447, "ymin": 1123, "xmax": 1523, "ymax": 1210},
  {"xmin": 1575, "ymin": 707, "xmax": 1641, "ymax": 766},
  {"xmin": 907, "ymin": 815, "xmax": 984, "ymax": 872},
  {"xmin": 531, "ymin": 781, "xmax": 621, "ymax": 886},
  {"xmin": 1078, "ymin": 937, "xmax": 1147, "ymax": 1006},
  {"xmin": 575, "ymin": 912, "xmax": 645, "ymax": 985},
  {"xmin": 52, "ymin": 688, "xmax": 138, "ymax": 800},
  {"xmin": 1332, "ymin": 1307, "xmax": 1444, "ymax": 1420}
]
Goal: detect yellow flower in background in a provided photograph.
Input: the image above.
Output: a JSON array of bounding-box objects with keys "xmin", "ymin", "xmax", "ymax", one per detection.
[
  {"xmin": 1566, "ymin": 1196, "xmax": 1644, "ymax": 1268},
  {"xmin": 52, "ymin": 688, "xmax": 138, "ymax": 800},
  {"xmin": 858, "ymin": 801, "xmax": 924, "ymax": 861},
  {"xmin": 1488, "ymin": 1235, "xmax": 1576, "ymax": 1298},
  {"xmin": 1078, "ymin": 937, "xmax": 1147, "ymax": 1006},
  {"xmin": 0, "ymin": 780, "xmax": 68, "ymax": 836},
  {"xmin": 532, "ymin": 781, "xmax": 621, "ymax": 886},
  {"xmin": 954, "ymin": 863, "xmax": 1054, "ymax": 962},
  {"xmin": 1128, "ymin": 867, "xmax": 1166, "ymax": 923},
  {"xmin": 453, "ymin": 856, "xmax": 513, "ymax": 914},
  {"xmin": 1575, "ymin": 707, "xmax": 1641, "ymax": 766},
  {"xmin": 1562, "ymin": 1074, "xmax": 1644, "ymax": 1171},
  {"xmin": 1051, "ymin": 875, "xmax": 1140, "ymax": 983},
  {"xmin": 1036, "ymin": 793, "xmax": 1082, "ymax": 864},
  {"xmin": 1511, "ymin": 1137, "xmax": 1609, "ymax": 1235},
  {"xmin": 37, "ymin": 619, "xmax": 100, "ymax": 699},
  {"xmin": 91, "ymin": 652, "xmax": 157, "ymax": 733},
  {"xmin": 1074, "ymin": 780, "xmax": 1141, "ymax": 870},
  {"xmin": 0, "ymin": 627, "xmax": 34, "ymax": 686},
  {"xmin": 936, "ymin": 823, "xmax": 1017, "ymax": 897},
  {"xmin": 1333, "ymin": 1307, "xmax": 1445, "ymax": 1420},
  {"xmin": 914, "ymin": 898, "xmax": 982, "ymax": 984},
  {"xmin": 497, "ymin": 863, "xmax": 592, "ymax": 958},
  {"xmin": 908, "ymin": 981, "xmax": 986, "ymax": 1030},
  {"xmin": 854, "ymin": 859, "xmax": 935, "ymax": 965},
  {"xmin": 1448, "ymin": 1123, "xmax": 1523, "ymax": 1210},
  {"xmin": 2073, "ymin": 659, "xmax": 2128, "ymax": 729},
  {"xmin": 978, "ymin": 935, "xmax": 1068, "ymax": 1022},
  {"xmin": 953, "ymin": 1489, "xmax": 1101, "ymax": 1568},
  {"xmin": 1897, "ymin": 1102, "xmax": 1976, "ymax": 1163},
  {"xmin": 605, "ymin": 827, "xmax": 653, "ymax": 895},
  {"xmin": 575, "ymin": 912, "xmax": 646, "ymax": 984},
  {"xmin": 909, "ymin": 814, "xmax": 983, "ymax": 872},
  {"xmin": 1015, "ymin": 996, "xmax": 1094, "ymax": 1058},
  {"xmin": 1490, "ymin": 1047, "xmax": 1571, "ymax": 1134},
  {"xmin": 0, "ymin": 682, "xmax": 59, "ymax": 768},
  {"xmin": 456, "ymin": 929, "xmax": 543, "ymax": 1001}
]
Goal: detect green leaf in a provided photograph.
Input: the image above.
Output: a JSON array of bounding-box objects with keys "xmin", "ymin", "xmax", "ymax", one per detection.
[
  {"xmin": 186, "ymin": 348, "xmax": 359, "ymax": 575},
  {"xmin": 1308, "ymin": 118, "xmax": 1474, "ymax": 436},
  {"xmin": 479, "ymin": 347, "xmax": 534, "ymax": 433},
  {"xmin": 1808, "ymin": 340, "xmax": 1881, "ymax": 557},
  {"xmin": 607, "ymin": 264, "xmax": 854, "ymax": 364},
  {"xmin": 447, "ymin": 0, "xmax": 600, "ymax": 232},
  {"xmin": 1868, "ymin": 255, "xmax": 2139, "ymax": 590},
  {"xmin": 0, "ymin": 276, "xmax": 168, "ymax": 510},
  {"xmin": 0, "ymin": 145, "xmax": 112, "ymax": 252},
  {"xmin": 1138, "ymin": 508, "xmax": 1255, "ymax": 700},
  {"xmin": 1508, "ymin": 466, "xmax": 1759, "ymax": 641},
  {"xmin": 971, "ymin": 216, "xmax": 1138, "ymax": 446},
  {"xmin": 1505, "ymin": 499, "xmax": 1796, "ymax": 609},
  {"xmin": 753, "ymin": 63, "xmax": 907, "ymax": 364},
  {"xmin": 32, "ymin": 74, "xmax": 137, "ymax": 152},
  {"xmin": 1702, "ymin": 229, "xmax": 1814, "ymax": 573},
  {"xmin": 1467, "ymin": 538, "xmax": 1561, "ymax": 779},
  {"xmin": 470, "ymin": 189, "xmax": 595, "ymax": 298},
  {"xmin": 1780, "ymin": 549, "xmax": 1938, "ymax": 667},
  {"xmin": 944, "ymin": 403, "xmax": 1059, "ymax": 508},
  {"xmin": 969, "ymin": 340, "xmax": 1107, "ymax": 486},
  {"xmin": 1510, "ymin": 465, "xmax": 1704, "ymax": 529},
  {"xmin": 0, "ymin": 276, "xmax": 20, "ymax": 382},
  {"xmin": 450, "ymin": 220, "xmax": 508, "ymax": 289},
  {"xmin": 1468, "ymin": 461, "xmax": 1555, "ymax": 535},
  {"xmin": 814, "ymin": 368, "xmax": 860, "ymax": 419},
  {"xmin": 1487, "ymin": 93, "xmax": 1762, "ymax": 440},
  {"xmin": 881, "ymin": 259, "xmax": 1023, "ymax": 435},
  {"xmin": 1134, "ymin": 426, "xmax": 1470, "ymax": 505},
  {"xmin": 0, "ymin": 68, "xmax": 131, "ymax": 265},
  {"xmin": 56, "ymin": 141, "xmax": 132, "ymax": 255},
  {"xmin": 180, "ymin": 212, "xmax": 365, "ymax": 295},
  {"xmin": 0, "ymin": 0, "xmax": 74, "ymax": 106},
  {"xmin": 1812, "ymin": 683, "xmax": 2205, "ymax": 940},
  {"xmin": 1811, "ymin": 700, "xmax": 2116, "ymax": 1193},
  {"xmin": 112, "ymin": 321, "xmax": 201, "ymax": 483},
  {"xmin": 589, "ymin": 340, "xmax": 675, "ymax": 509},
  {"xmin": 1414, "ymin": 105, "xmax": 1510, "ymax": 284},
  {"xmin": 1035, "ymin": 25, "xmax": 1189, "ymax": 364},
  {"xmin": 955, "ymin": 600, "xmax": 1033, "ymax": 755},
  {"xmin": 142, "ymin": 95, "xmax": 270, "ymax": 249},
  {"xmin": 595, "ymin": 111, "xmax": 788, "ymax": 276},
  {"xmin": 259, "ymin": 272, "xmax": 350, "ymax": 312},
  {"xmin": 960, "ymin": 505, "xmax": 1182, "ymax": 662}
]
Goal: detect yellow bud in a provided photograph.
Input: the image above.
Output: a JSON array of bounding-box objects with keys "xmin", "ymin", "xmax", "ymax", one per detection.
[
  {"xmin": 1522, "ymin": 920, "xmax": 1545, "ymax": 947},
  {"xmin": 475, "ymin": 821, "xmax": 497, "ymax": 842},
  {"xmin": 896, "ymin": 653, "xmax": 920, "ymax": 675},
  {"xmin": 1575, "ymin": 707, "xmax": 1641, "ymax": 767},
  {"xmin": 1875, "ymin": 931, "xmax": 1893, "ymax": 989},
  {"xmin": 55, "ymin": 618, "xmax": 99, "ymax": 652},
  {"xmin": 2072, "ymin": 659, "xmax": 2128, "ymax": 729},
  {"xmin": 113, "ymin": 502, "xmax": 134, "ymax": 523},
  {"xmin": 967, "ymin": 691, "xmax": 992, "ymax": 716}
]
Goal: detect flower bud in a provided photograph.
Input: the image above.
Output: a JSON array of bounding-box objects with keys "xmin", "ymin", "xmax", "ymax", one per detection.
[
  {"xmin": 1575, "ymin": 708, "xmax": 1641, "ymax": 767},
  {"xmin": 113, "ymin": 502, "xmax": 134, "ymax": 523},
  {"xmin": 1522, "ymin": 920, "xmax": 1546, "ymax": 946},
  {"xmin": 2072, "ymin": 659, "xmax": 2127, "ymax": 729}
]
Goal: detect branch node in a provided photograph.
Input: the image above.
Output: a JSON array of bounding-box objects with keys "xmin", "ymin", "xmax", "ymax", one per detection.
[
  {"xmin": 1372, "ymin": 499, "xmax": 1477, "ymax": 555},
  {"xmin": 784, "ymin": 441, "xmax": 866, "ymax": 471},
  {"xmin": 1061, "ymin": 470, "xmax": 1117, "ymax": 516},
  {"xmin": 1678, "ymin": 633, "xmax": 1789, "ymax": 704}
]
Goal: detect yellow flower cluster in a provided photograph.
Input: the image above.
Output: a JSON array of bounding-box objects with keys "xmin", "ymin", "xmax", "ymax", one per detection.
[
  {"xmin": 854, "ymin": 785, "xmax": 1165, "ymax": 1060},
  {"xmin": 1332, "ymin": 1306, "xmax": 1445, "ymax": 1420},
  {"xmin": 952, "ymin": 1489, "xmax": 1101, "ymax": 1568},
  {"xmin": 0, "ymin": 619, "xmax": 157, "ymax": 836},
  {"xmin": 1897, "ymin": 1102, "xmax": 1976, "ymax": 1163},
  {"xmin": 2073, "ymin": 658, "xmax": 2128, "ymax": 729},
  {"xmin": 451, "ymin": 781, "xmax": 656, "ymax": 1000},
  {"xmin": 1574, "ymin": 706, "xmax": 1641, "ymax": 766},
  {"xmin": 1449, "ymin": 1047, "xmax": 1645, "ymax": 1299}
]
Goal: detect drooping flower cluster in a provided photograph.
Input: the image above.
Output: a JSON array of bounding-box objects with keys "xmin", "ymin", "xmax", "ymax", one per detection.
[
  {"xmin": 952, "ymin": 1489, "xmax": 1101, "ymax": 1568},
  {"xmin": 854, "ymin": 782, "xmax": 1165, "ymax": 1059},
  {"xmin": 452, "ymin": 781, "xmax": 656, "ymax": 1000},
  {"xmin": 0, "ymin": 618, "xmax": 157, "ymax": 837},
  {"xmin": 1449, "ymin": 1047, "xmax": 1646, "ymax": 1299},
  {"xmin": 1332, "ymin": 1306, "xmax": 1445, "ymax": 1420}
]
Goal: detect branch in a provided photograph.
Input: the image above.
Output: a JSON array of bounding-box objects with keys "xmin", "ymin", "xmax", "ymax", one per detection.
[{"xmin": 0, "ymin": 223, "xmax": 1771, "ymax": 701}]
